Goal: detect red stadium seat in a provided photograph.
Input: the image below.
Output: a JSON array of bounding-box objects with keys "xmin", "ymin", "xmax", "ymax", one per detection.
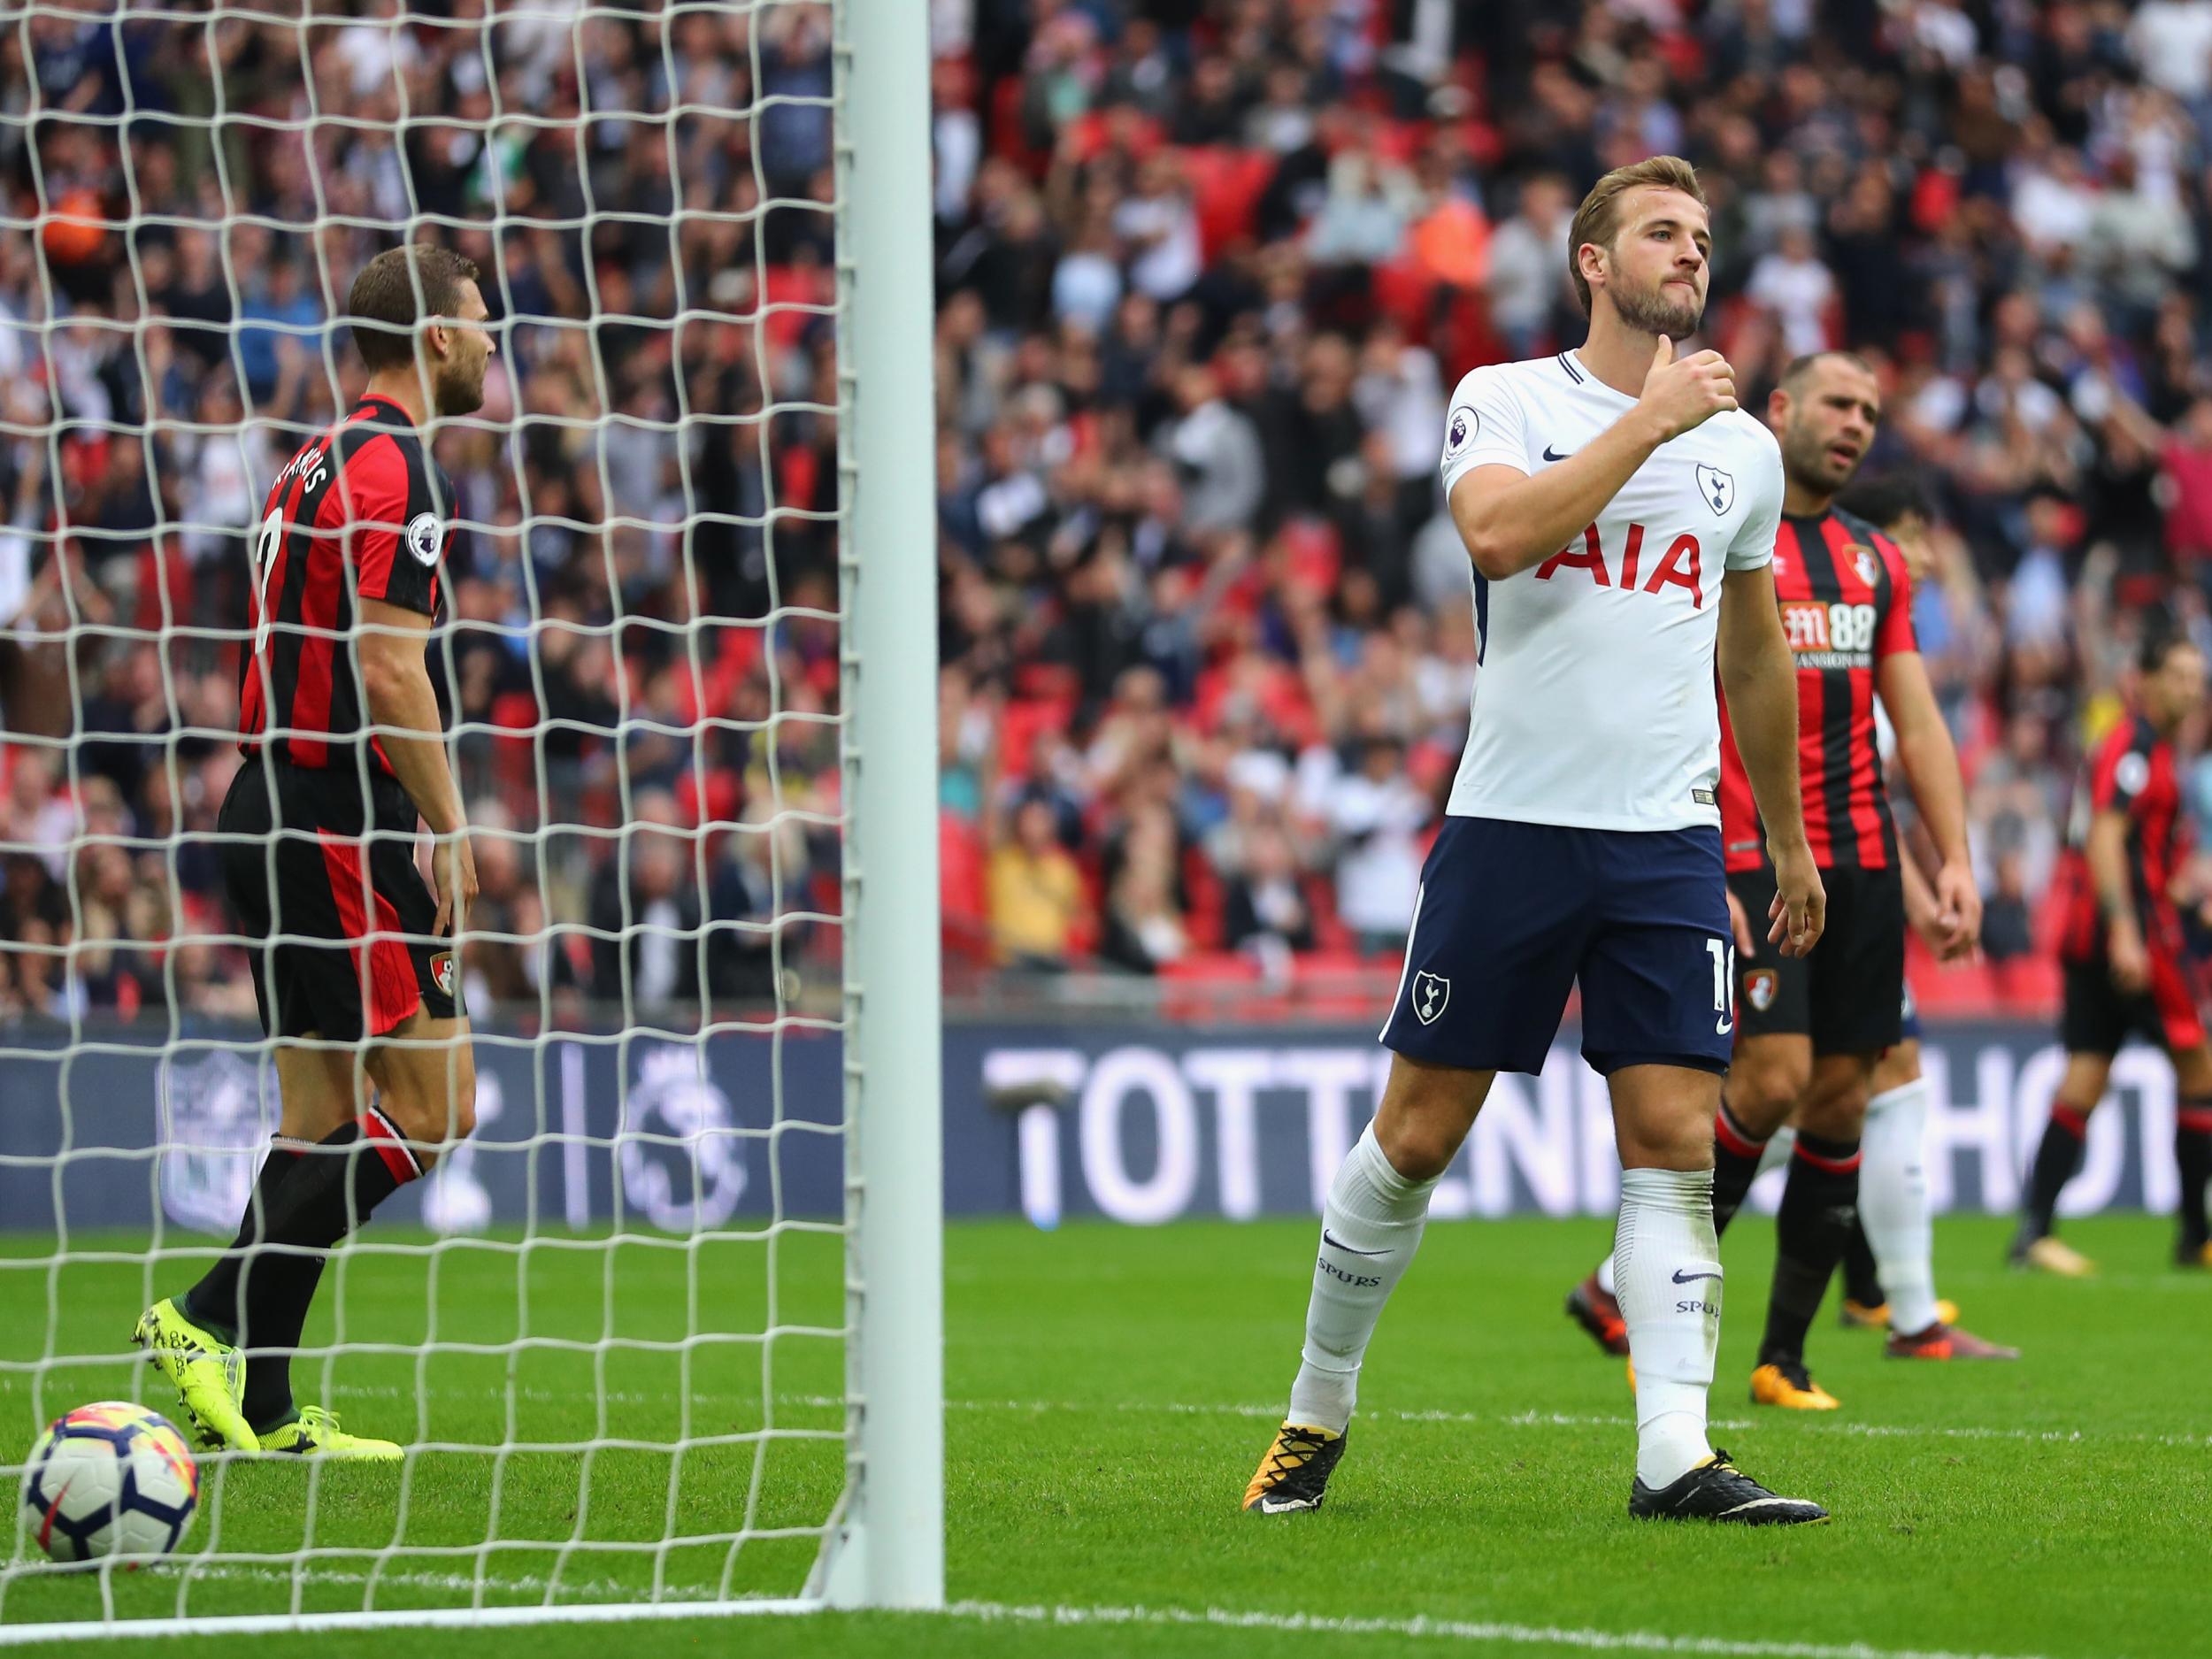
[
  {"xmin": 1159, "ymin": 952, "xmax": 1277, "ymax": 1021},
  {"xmin": 999, "ymin": 696, "xmax": 1076, "ymax": 781}
]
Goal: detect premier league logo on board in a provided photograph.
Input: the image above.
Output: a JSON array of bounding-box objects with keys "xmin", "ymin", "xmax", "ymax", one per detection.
[
  {"xmin": 1743, "ymin": 968, "xmax": 1779, "ymax": 1013},
  {"xmin": 157, "ymin": 1050, "xmax": 275, "ymax": 1236},
  {"xmin": 618, "ymin": 1045, "xmax": 748, "ymax": 1231},
  {"xmin": 1411, "ymin": 972, "xmax": 1451, "ymax": 1026},
  {"xmin": 1694, "ymin": 463, "xmax": 1734, "ymax": 517}
]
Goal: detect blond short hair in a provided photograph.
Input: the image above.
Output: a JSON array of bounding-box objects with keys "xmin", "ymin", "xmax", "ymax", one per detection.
[{"xmin": 1567, "ymin": 156, "xmax": 1709, "ymax": 319}]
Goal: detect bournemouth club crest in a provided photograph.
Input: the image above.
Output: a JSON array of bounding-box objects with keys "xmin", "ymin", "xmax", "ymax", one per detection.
[
  {"xmin": 1411, "ymin": 971, "xmax": 1450, "ymax": 1026},
  {"xmin": 1851, "ymin": 545, "xmax": 1880, "ymax": 587},
  {"xmin": 430, "ymin": 950, "xmax": 456, "ymax": 998},
  {"xmin": 1743, "ymin": 967, "xmax": 1779, "ymax": 1013},
  {"xmin": 1694, "ymin": 462, "xmax": 1734, "ymax": 517}
]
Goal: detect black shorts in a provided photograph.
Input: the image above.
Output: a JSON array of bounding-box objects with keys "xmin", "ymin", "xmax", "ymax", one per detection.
[
  {"xmin": 2060, "ymin": 955, "xmax": 2205, "ymax": 1056},
  {"xmin": 218, "ymin": 759, "xmax": 459, "ymax": 1043},
  {"xmin": 1727, "ymin": 863, "xmax": 1903, "ymax": 1055}
]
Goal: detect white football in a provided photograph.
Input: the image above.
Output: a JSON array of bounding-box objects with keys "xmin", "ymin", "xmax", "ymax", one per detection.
[{"xmin": 19, "ymin": 1402, "xmax": 199, "ymax": 1564}]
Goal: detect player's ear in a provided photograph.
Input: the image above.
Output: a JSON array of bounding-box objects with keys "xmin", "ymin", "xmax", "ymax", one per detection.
[{"xmin": 1576, "ymin": 239, "xmax": 1605, "ymax": 296}]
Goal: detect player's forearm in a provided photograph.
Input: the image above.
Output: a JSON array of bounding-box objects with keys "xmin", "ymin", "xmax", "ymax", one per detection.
[
  {"xmin": 1450, "ymin": 407, "xmax": 1669, "ymax": 579},
  {"xmin": 365, "ymin": 664, "xmax": 465, "ymax": 837},
  {"xmin": 1894, "ymin": 721, "xmax": 1970, "ymax": 872},
  {"xmin": 1719, "ymin": 629, "xmax": 1809, "ymax": 856},
  {"xmin": 2086, "ymin": 816, "xmax": 2139, "ymax": 935}
]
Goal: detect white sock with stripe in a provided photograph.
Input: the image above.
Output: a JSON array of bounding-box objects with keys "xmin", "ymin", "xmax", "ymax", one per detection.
[{"xmin": 1286, "ymin": 1123, "xmax": 1438, "ymax": 1434}]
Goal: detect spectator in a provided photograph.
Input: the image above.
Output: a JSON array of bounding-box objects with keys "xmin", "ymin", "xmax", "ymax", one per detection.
[
  {"xmin": 1098, "ymin": 853, "xmax": 1187, "ymax": 976},
  {"xmin": 1317, "ymin": 733, "xmax": 1429, "ymax": 955},
  {"xmin": 588, "ymin": 817, "xmax": 709, "ymax": 1017},
  {"xmin": 1, "ymin": 753, "xmax": 72, "ymax": 879},
  {"xmin": 1746, "ymin": 224, "xmax": 1836, "ymax": 358},
  {"xmin": 987, "ymin": 795, "xmax": 1088, "ymax": 970},
  {"xmin": 1980, "ymin": 849, "xmax": 2037, "ymax": 964},
  {"xmin": 1162, "ymin": 366, "xmax": 1264, "ymax": 534},
  {"xmin": 1223, "ymin": 823, "xmax": 1315, "ymax": 956},
  {"xmin": 1486, "ymin": 174, "xmax": 1574, "ymax": 357},
  {"xmin": 1113, "ymin": 154, "xmax": 1202, "ymax": 305}
]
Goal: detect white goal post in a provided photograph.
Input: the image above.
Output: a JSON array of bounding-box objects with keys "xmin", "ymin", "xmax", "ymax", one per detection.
[
  {"xmin": 821, "ymin": 0, "xmax": 945, "ymax": 1615},
  {"xmin": 0, "ymin": 0, "xmax": 939, "ymax": 1639}
]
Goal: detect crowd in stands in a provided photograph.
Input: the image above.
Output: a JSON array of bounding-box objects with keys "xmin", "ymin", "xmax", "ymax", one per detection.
[
  {"xmin": 9, "ymin": 0, "xmax": 2212, "ymax": 1022},
  {"xmin": 0, "ymin": 0, "xmax": 834, "ymax": 1023}
]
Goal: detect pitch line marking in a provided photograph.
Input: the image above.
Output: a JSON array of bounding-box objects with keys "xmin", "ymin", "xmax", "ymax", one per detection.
[
  {"xmin": 896, "ymin": 1395, "xmax": 2210, "ymax": 1451},
  {"xmin": 14, "ymin": 1378, "xmax": 2192, "ymax": 1452},
  {"xmin": 0, "ymin": 1589, "xmax": 2067, "ymax": 1657},
  {"xmin": 949, "ymin": 1601, "xmax": 2055, "ymax": 1659},
  {"xmin": 295, "ymin": 1384, "xmax": 2202, "ymax": 1449}
]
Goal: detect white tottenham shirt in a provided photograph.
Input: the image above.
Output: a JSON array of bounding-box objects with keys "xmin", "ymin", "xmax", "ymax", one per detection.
[{"xmin": 1439, "ymin": 349, "xmax": 1784, "ymax": 832}]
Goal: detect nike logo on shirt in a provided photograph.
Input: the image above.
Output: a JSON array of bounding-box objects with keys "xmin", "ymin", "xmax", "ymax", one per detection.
[
  {"xmin": 1323, "ymin": 1230, "xmax": 1389, "ymax": 1257},
  {"xmin": 1542, "ymin": 444, "xmax": 1573, "ymax": 462},
  {"xmin": 1671, "ymin": 1268, "xmax": 1723, "ymax": 1284}
]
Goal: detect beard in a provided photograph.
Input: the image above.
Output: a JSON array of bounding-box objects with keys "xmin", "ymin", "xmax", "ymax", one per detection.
[
  {"xmin": 1609, "ymin": 270, "xmax": 1704, "ymax": 340},
  {"xmin": 434, "ymin": 356, "xmax": 487, "ymax": 418},
  {"xmin": 1783, "ymin": 428, "xmax": 1856, "ymax": 494}
]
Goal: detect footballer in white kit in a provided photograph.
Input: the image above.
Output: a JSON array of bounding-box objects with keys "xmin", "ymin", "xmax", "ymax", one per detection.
[{"xmin": 1245, "ymin": 156, "xmax": 1831, "ymax": 1525}]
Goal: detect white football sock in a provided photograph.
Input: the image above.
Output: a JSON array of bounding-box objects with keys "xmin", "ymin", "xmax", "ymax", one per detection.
[
  {"xmin": 1615, "ymin": 1166, "xmax": 1720, "ymax": 1488},
  {"xmin": 1594, "ymin": 1253, "xmax": 1616, "ymax": 1297},
  {"xmin": 1861, "ymin": 1076, "xmax": 1939, "ymax": 1333},
  {"xmin": 1286, "ymin": 1122, "xmax": 1437, "ymax": 1434}
]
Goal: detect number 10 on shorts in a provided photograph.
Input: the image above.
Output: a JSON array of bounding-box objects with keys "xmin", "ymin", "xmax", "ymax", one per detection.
[{"xmin": 1706, "ymin": 938, "xmax": 1736, "ymax": 1036}]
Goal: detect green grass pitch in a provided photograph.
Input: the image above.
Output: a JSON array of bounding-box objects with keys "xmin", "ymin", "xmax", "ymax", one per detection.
[{"xmin": 2, "ymin": 1212, "xmax": 2207, "ymax": 1657}]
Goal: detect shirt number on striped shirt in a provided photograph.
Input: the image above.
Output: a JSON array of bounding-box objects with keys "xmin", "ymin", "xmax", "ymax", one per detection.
[{"xmin": 251, "ymin": 506, "xmax": 284, "ymax": 657}]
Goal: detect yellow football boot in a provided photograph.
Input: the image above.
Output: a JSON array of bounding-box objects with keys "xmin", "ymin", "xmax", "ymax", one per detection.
[
  {"xmin": 1749, "ymin": 1361, "xmax": 1840, "ymax": 1410},
  {"xmin": 132, "ymin": 1298, "xmax": 259, "ymax": 1453},
  {"xmin": 258, "ymin": 1406, "xmax": 403, "ymax": 1461}
]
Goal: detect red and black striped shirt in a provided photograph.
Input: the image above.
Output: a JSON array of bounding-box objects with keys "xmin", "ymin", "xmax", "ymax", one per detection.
[
  {"xmin": 237, "ymin": 393, "xmax": 454, "ymax": 777},
  {"xmin": 2055, "ymin": 714, "xmax": 2189, "ymax": 966},
  {"xmin": 1718, "ymin": 507, "xmax": 1916, "ymax": 872}
]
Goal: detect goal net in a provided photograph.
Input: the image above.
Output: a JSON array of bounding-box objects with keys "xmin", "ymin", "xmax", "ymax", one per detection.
[{"xmin": 0, "ymin": 0, "xmax": 938, "ymax": 1638}]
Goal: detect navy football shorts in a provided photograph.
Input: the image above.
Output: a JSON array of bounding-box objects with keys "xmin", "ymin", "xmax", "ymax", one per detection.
[{"xmin": 1379, "ymin": 815, "xmax": 1736, "ymax": 1078}]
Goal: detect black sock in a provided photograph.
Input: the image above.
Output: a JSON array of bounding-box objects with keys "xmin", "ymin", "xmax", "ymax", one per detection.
[
  {"xmin": 1710, "ymin": 1103, "xmax": 1768, "ymax": 1238},
  {"xmin": 2019, "ymin": 1104, "xmax": 2089, "ymax": 1243},
  {"xmin": 1840, "ymin": 1210, "xmax": 1884, "ymax": 1309},
  {"xmin": 218, "ymin": 1113, "xmax": 422, "ymax": 1430},
  {"xmin": 240, "ymin": 1223, "xmax": 330, "ymax": 1432},
  {"xmin": 181, "ymin": 1138, "xmax": 308, "ymax": 1341},
  {"xmin": 2177, "ymin": 1099, "xmax": 2212, "ymax": 1250},
  {"xmin": 1758, "ymin": 1133, "xmax": 1861, "ymax": 1371}
]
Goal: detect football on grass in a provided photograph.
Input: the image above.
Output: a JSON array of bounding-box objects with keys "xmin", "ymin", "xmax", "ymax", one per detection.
[{"xmin": 19, "ymin": 1402, "xmax": 199, "ymax": 1564}]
